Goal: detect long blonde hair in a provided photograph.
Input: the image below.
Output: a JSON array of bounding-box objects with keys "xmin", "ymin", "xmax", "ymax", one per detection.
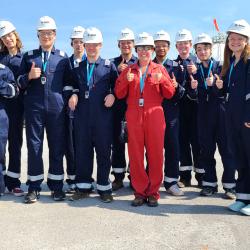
[
  {"xmin": 221, "ymin": 33, "xmax": 250, "ymax": 77},
  {"xmin": 0, "ymin": 31, "xmax": 23, "ymax": 53}
]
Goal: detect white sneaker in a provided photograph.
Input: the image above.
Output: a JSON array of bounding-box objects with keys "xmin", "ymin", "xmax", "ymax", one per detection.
[
  {"xmin": 240, "ymin": 204, "xmax": 250, "ymax": 216},
  {"xmin": 228, "ymin": 201, "xmax": 246, "ymax": 212},
  {"xmin": 166, "ymin": 184, "xmax": 184, "ymax": 196}
]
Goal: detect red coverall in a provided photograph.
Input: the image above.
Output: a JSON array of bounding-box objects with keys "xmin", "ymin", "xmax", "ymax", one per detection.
[{"xmin": 115, "ymin": 61, "xmax": 175, "ymax": 199}]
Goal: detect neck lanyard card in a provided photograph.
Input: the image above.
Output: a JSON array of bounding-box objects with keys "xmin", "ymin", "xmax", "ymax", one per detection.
[
  {"xmin": 226, "ymin": 61, "xmax": 234, "ymax": 102},
  {"xmin": 199, "ymin": 60, "xmax": 213, "ymax": 90},
  {"xmin": 139, "ymin": 65, "xmax": 149, "ymax": 107},
  {"xmin": 41, "ymin": 51, "xmax": 51, "ymax": 84},
  {"xmin": 85, "ymin": 61, "xmax": 95, "ymax": 99}
]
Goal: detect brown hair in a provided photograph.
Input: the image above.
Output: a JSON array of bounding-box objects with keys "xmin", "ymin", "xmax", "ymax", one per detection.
[
  {"xmin": 221, "ymin": 34, "xmax": 250, "ymax": 77},
  {"xmin": 0, "ymin": 31, "xmax": 23, "ymax": 53}
]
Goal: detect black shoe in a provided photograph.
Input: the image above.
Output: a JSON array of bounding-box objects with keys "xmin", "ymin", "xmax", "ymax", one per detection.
[
  {"xmin": 224, "ymin": 188, "xmax": 236, "ymax": 200},
  {"xmin": 69, "ymin": 190, "xmax": 90, "ymax": 201},
  {"xmin": 112, "ymin": 179, "xmax": 124, "ymax": 191},
  {"xmin": 131, "ymin": 197, "xmax": 146, "ymax": 207},
  {"xmin": 100, "ymin": 193, "xmax": 113, "ymax": 203},
  {"xmin": 200, "ymin": 187, "xmax": 218, "ymax": 196},
  {"xmin": 177, "ymin": 179, "xmax": 191, "ymax": 188},
  {"xmin": 24, "ymin": 191, "xmax": 40, "ymax": 204},
  {"xmin": 147, "ymin": 196, "xmax": 159, "ymax": 207},
  {"xmin": 51, "ymin": 190, "xmax": 66, "ymax": 201}
]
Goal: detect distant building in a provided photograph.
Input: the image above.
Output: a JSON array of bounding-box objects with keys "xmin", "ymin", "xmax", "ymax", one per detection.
[{"xmin": 212, "ymin": 32, "xmax": 227, "ymax": 62}]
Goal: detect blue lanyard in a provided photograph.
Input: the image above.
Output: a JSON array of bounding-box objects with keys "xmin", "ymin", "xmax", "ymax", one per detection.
[
  {"xmin": 139, "ymin": 65, "xmax": 149, "ymax": 93},
  {"xmin": 161, "ymin": 57, "xmax": 168, "ymax": 65},
  {"xmin": 199, "ymin": 60, "xmax": 213, "ymax": 90},
  {"xmin": 41, "ymin": 51, "xmax": 50, "ymax": 72},
  {"xmin": 87, "ymin": 61, "xmax": 95, "ymax": 87},
  {"xmin": 227, "ymin": 61, "xmax": 234, "ymax": 88}
]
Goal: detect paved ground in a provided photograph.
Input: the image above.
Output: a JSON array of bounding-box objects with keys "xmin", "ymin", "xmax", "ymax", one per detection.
[{"xmin": 1, "ymin": 134, "xmax": 250, "ymax": 250}]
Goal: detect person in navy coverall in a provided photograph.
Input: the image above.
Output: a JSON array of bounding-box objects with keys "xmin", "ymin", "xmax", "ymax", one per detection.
[
  {"xmin": 110, "ymin": 28, "xmax": 137, "ymax": 191},
  {"xmin": 190, "ymin": 33, "xmax": 236, "ymax": 199},
  {"xmin": 174, "ymin": 29, "xmax": 204, "ymax": 188},
  {"xmin": 219, "ymin": 19, "xmax": 250, "ymax": 216},
  {"xmin": 0, "ymin": 20, "xmax": 24, "ymax": 196},
  {"xmin": 17, "ymin": 16, "xmax": 74, "ymax": 204},
  {"xmin": 64, "ymin": 26, "xmax": 86, "ymax": 193},
  {"xmin": 153, "ymin": 30, "xmax": 185, "ymax": 196},
  {"xmin": 68, "ymin": 27, "xmax": 118, "ymax": 203},
  {"xmin": 0, "ymin": 63, "xmax": 18, "ymax": 196}
]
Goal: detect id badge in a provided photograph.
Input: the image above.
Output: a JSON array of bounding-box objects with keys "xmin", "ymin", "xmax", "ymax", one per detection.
[
  {"xmin": 41, "ymin": 76, "xmax": 46, "ymax": 85},
  {"xmin": 225, "ymin": 93, "xmax": 229, "ymax": 102},
  {"xmin": 139, "ymin": 98, "xmax": 144, "ymax": 107},
  {"xmin": 85, "ymin": 91, "xmax": 89, "ymax": 99}
]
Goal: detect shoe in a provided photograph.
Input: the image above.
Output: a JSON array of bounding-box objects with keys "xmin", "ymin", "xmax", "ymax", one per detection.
[
  {"xmin": 228, "ymin": 201, "xmax": 246, "ymax": 212},
  {"xmin": 65, "ymin": 184, "xmax": 76, "ymax": 194},
  {"xmin": 131, "ymin": 197, "xmax": 146, "ymax": 207},
  {"xmin": 24, "ymin": 191, "xmax": 40, "ymax": 204},
  {"xmin": 177, "ymin": 179, "xmax": 191, "ymax": 188},
  {"xmin": 112, "ymin": 179, "xmax": 124, "ymax": 191},
  {"xmin": 100, "ymin": 193, "xmax": 113, "ymax": 203},
  {"xmin": 51, "ymin": 190, "xmax": 66, "ymax": 201},
  {"xmin": 147, "ymin": 196, "xmax": 159, "ymax": 207},
  {"xmin": 200, "ymin": 187, "xmax": 218, "ymax": 196},
  {"xmin": 224, "ymin": 189, "xmax": 236, "ymax": 200},
  {"xmin": 166, "ymin": 184, "xmax": 184, "ymax": 196},
  {"xmin": 240, "ymin": 204, "xmax": 250, "ymax": 216},
  {"xmin": 69, "ymin": 190, "xmax": 90, "ymax": 201},
  {"xmin": 11, "ymin": 187, "xmax": 25, "ymax": 197}
]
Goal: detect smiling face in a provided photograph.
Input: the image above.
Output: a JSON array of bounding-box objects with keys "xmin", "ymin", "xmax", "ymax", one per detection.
[
  {"xmin": 84, "ymin": 43, "xmax": 102, "ymax": 59},
  {"xmin": 228, "ymin": 32, "xmax": 248, "ymax": 54},
  {"xmin": 176, "ymin": 40, "xmax": 192, "ymax": 58},
  {"xmin": 154, "ymin": 40, "xmax": 169, "ymax": 58},
  {"xmin": 195, "ymin": 43, "xmax": 212, "ymax": 61},
  {"xmin": 136, "ymin": 46, "xmax": 154, "ymax": 64},
  {"xmin": 38, "ymin": 30, "xmax": 56, "ymax": 50},
  {"xmin": 1, "ymin": 31, "xmax": 17, "ymax": 50},
  {"xmin": 119, "ymin": 40, "xmax": 134, "ymax": 56}
]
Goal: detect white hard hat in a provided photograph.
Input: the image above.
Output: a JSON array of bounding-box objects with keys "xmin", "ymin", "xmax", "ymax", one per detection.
[
  {"xmin": 193, "ymin": 33, "xmax": 213, "ymax": 46},
  {"xmin": 227, "ymin": 19, "xmax": 250, "ymax": 38},
  {"xmin": 175, "ymin": 29, "xmax": 192, "ymax": 42},
  {"xmin": 0, "ymin": 21, "xmax": 16, "ymax": 38},
  {"xmin": 37, "ymin": 16, "xmax": 57, "ymax": 31},
  {"xmin": 135, "ymin": 32, "xmax": 155, "ymax": 47},
  {"xmin": 83, "ymin": 27, "xmax": 103, "ymax": 43},
  {"xmin": 153, "ymin": 30, "xmax": 171, "ymax": 43},
  {"xmin": 118, "ymin": 28, "xmax": 135, "ymax": 41},
  {"xmin": 71, "ymin": 26, "xmax": 85, "ymax": 39}
]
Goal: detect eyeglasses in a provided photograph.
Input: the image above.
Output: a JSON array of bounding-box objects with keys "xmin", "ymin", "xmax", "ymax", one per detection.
[
  {"xmin": 39, "ymin": 31, "xmax": 55, "ymax": 37},
  {"xmin": 136, "ymin": 46, "xmax": 153, "ymax": 52},
  {"xmin": 1, "ymin": 32, "xmax": 15, "ymax": 40}
]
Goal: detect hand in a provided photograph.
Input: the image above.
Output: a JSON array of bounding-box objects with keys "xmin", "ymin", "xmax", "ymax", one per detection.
[
  {"xmin": 127, "ymin": 68, "xmax": 134, "ymax": 82},
  {"xmin": 171, "ymin": 72, "xmax": 178, "ymax": 88},
  {"xmin": 68, "ymin": 94, "xmax": 78, "ymax": 111},
  {"xmin": 190, "ymin": 75, "xmax": 198, "ymax": 89},
  {"xmin": 117, "ymin": 58, "xmax": 128, "ymax": 73},
  {"xmin": 244, "ymin": 122, "xmax": 250, "ymax": 128},
  {"xmin": 104, "ymin": 94, "xmax": 115, "ymax": 107},
  {"xmin": 206, "ymin": 72, "xmax": 214, "ymax": 87},
  {"xmin": 187, "ymin": 61, "xmax": 197, "ymax": 74},
  {"xmin": 152, "ymin": 70, "xmax": 162, "ymax": 82},
  {"xmin": 28, "ymin": 61, "xmax": 41, "ymax": 80},
  {"xmin": 215, "ymin": 74, "xmax": 223, "ymax": 89}
]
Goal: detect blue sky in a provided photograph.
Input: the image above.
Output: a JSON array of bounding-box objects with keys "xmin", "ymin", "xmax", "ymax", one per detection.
[{"xmin": 1, "ymin": 0, "xmax": 249, "ymax": 59}]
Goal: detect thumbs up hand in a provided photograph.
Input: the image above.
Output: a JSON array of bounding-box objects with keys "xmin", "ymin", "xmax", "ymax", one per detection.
[
  {"xmin": 206, "ymin": 72, "xmax": 214, "ymax": 87},
  {"xmin": 152, "ymin": 69, "xmax": 162, "ymax": 82},
  {"xmin": 187, "ymin": 61, "xmax": 197, "ymax": 74},
  {"xmin": 118, "ymin": 58, "xmax": 128, "ymax": 73},
  {"xmin": 127, "ymin": 68, "xmax": 134, "ymax": 82},
  {"xmin": 215, "ymin": 74, "xmax": 223, "ymax": 89},
  {"xmin": 171, "ymin": 72, "xmax": 178, "ymax": 88},
  {"xmin": 28, "ymin": 61, "xmax": 41, "ymax": 80},
  {"xmin": 190, "ymin": 75, "xmax": 198, "ymax": 89}
]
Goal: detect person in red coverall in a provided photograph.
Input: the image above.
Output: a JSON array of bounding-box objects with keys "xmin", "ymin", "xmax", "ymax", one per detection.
[{"xmin": 115, "ymin": 32, "xmax": 175, "ymax": 207}]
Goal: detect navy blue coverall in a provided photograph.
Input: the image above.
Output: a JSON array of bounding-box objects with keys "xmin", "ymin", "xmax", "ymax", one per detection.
[
  {"xmin": 0, "ymin": 51, "xmax": 24, "ymax": 190},
  {"xmin": 153, "ymin": 57, "xmax": 185, "ymax": 189},
  {"xmin": 190, "ymin": 58, "xmax": 236, "ymax": 190},
  {"xmin": 17, "ymin": 47, "xmax": 73, "ymax": 192},
  {"xmin": 73, "ymin": 57, "xmax": 118, "ymax": 194},
  {"xmin": 174, "ymin": 54, "xmax": 204, "ymax": 183},
  {"xmin": 110, "ymin": 55, "xmax": 137, "ymax": 181},
  {"xmin": 219, "ymin": 56, "xmax": 250, "ymax": 204},
  {"xmin": 0, "ymin": 64, "xmax": 17, "ymax": 193}
]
